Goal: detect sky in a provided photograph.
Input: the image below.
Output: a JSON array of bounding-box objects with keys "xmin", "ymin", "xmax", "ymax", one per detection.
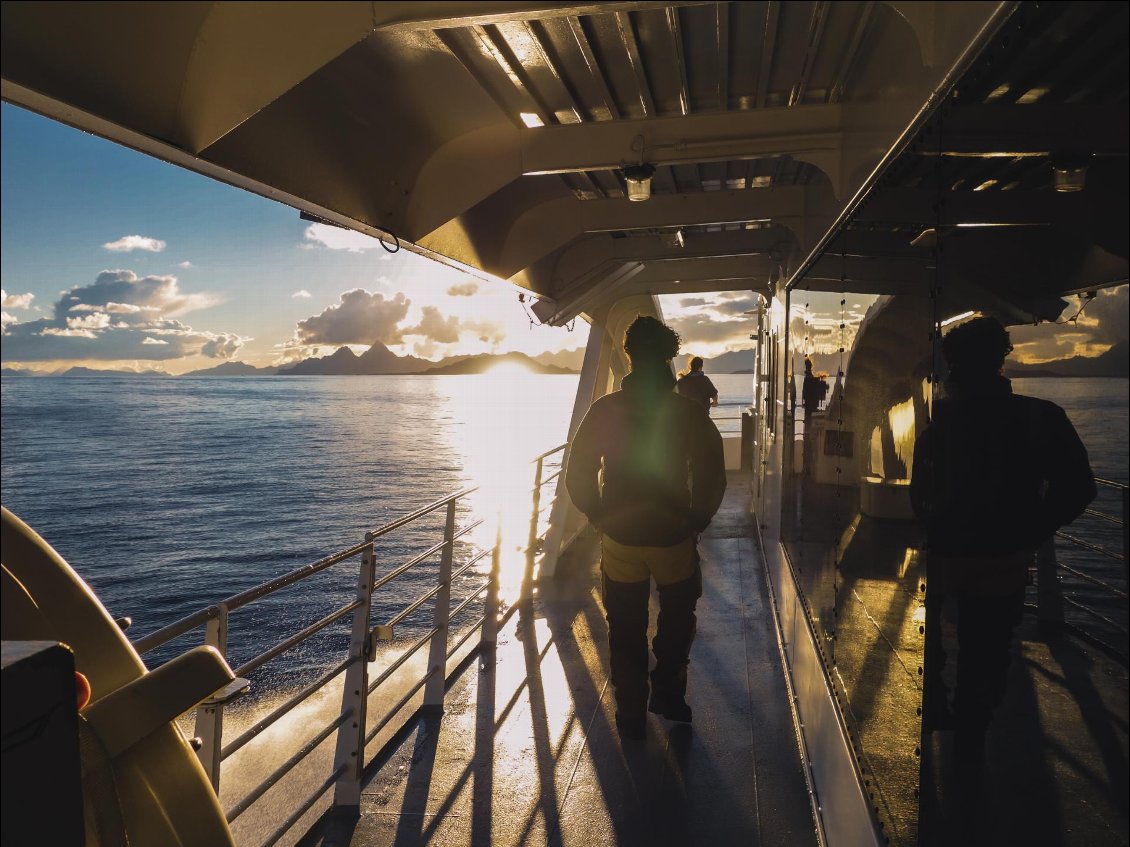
[{"xmin": 1, "ymin": 103, "xmax": 1124, "ymax": 373}]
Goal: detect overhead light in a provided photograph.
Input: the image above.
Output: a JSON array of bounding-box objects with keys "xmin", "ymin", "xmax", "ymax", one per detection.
[
  {"xmin": 941, "ymin": 310, "xmax": 976, "ymax": 327},
  {"xmin": 662, "ymin": 228, "xmax": 685, "ymax": 249},
  {"xmin": 622, "ymin": 163, "xmax": 656, "ymax": 202},
  {"xmin": 1052, "ymin": 154, "xmax": 1089, "ymax": 192},
  {"xmin": 520, "ymin": 112, "xmax": 544, "ymax": 128}
]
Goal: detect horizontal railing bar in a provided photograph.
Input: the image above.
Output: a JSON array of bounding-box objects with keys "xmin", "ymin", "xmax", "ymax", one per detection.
[
  {"xmin": 1056, "ymin": 562, "xmax": 1129, "ymax": 599},
  {"xmin": 364, "ymin": 665, "xmax": 440, "ymax": 745},
  {"xmin": 386, "ymin": 552, "xmax": 489, "ymax": 628},
  {"xmin": 372, "ymin": 519, "xmax": 484, "ymax": 594},
  {"xmin": 221, "ymin": 655, "xmax": 356, "ymax": 761},
  {"xmin": 132, "ymin": 605, "xmax": 222, "ymax": 655},
  {"xmin": 1083, "ymin": 508, "xmax": 1124, "ymax": 526},
  {"xmin": 1056, "ymin": 530, "xmax": 1125, "ymax": 562},
  {"xmin": 1095, "ymin": 477, "xmax": 1127, "ymax": 491},
  {"xmin": 225, "ymin": 541, "xmax": 371, "ymax": 613},
  {"xmin": 1063, "ymin": 595, "xmax": 1129, "ymax": 636},
  {"xmin": 540, "ymin": 469, "xmax": 562, "ymax": 486},
  {"xmin": 531, "ymin": 443, "xmax": 568, "ymax": 462},
  {"xmin": 448, "ymin": 580, "xmax": 490, "ymax": 623},
  {"xmin": 368, "ymin": 485, "xmax": 478, "ymax": 539},
  {"xmin": 367, "ymin": 627, "xmax": 438, "ymax": 695},
  {"xmin": 234, "ymin": 599, "xmax": 361, "ymax": 678},
  {"xmin": 447, "ymin": 613, "xmax": 488, "ymax": 659},
  {"xmin": 226, "ymin": 708, "xmax": 353, "ymax": 823},
  {"xmin": 261, "ymin": 763, "xmax": 347, "ymax": 847}
]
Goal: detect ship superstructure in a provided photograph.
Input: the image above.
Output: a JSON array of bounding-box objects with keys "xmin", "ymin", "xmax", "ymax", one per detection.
[{"xmin": 2, "ymin": 3, "xmax": 1127, "ymax": 845}]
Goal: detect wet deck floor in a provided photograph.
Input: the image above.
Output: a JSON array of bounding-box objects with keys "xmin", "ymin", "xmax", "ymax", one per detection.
[
  {"xmin": 303, "ymin": 474, "xmax": 818, "ymax": 847},
  {"xmin": 301, "ymin": 472, "xmax": 1129, "ymax": 846}
]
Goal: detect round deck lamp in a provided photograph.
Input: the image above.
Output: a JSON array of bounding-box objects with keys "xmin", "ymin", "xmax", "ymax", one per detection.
[
  {"xmin": 623, "ymin": 163, "xmax": 656, "ymax": 202},
  {"xmin": 1052, "ymin": 154, "xmax": 1089, "ymax": 192}
]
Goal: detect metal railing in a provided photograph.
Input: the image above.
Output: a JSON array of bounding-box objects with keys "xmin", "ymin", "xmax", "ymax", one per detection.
[
  {"xmin": 1036, "ymin": 477, "xmax": 1128, "ymax": 660},
  {"xmin": 131, "ymin": 442, "xmax": 568, "ymax": 847}
]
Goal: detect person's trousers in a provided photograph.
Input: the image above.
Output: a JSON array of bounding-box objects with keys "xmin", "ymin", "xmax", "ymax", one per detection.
[
  {"xmin": 924, "ymin": 583, "xmax": 1024, "ymax": 732},
  {"xmin": 599, "ymin": 535, "xmax": 702, "ymax": 716}
]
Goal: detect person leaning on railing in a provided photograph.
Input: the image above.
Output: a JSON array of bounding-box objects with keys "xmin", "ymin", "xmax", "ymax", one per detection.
[
  {"xmin": 910, "ymin": 316, "xmax": 1096, "ymax": 773},
  {"xmin": 565, "ymin": 316, "xmax": 726, "ymax": 741}
]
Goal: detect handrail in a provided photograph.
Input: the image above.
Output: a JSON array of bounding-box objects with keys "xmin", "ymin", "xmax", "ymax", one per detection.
[
  {"xmin": 367, "ymin": 485, "xmax": 478, "ymax": 538},
  {"xmin": 128, "ymin": 441, "xmax": 572, "ymax": 839},
  {"xmin": 1096, "ymin": 477, "xmax": 1128, "ymax": 491}
]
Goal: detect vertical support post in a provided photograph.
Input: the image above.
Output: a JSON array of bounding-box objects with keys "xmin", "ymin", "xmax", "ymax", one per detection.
[
  {"xmin": 332, "ymin": 536, "xmax": 376, "ymax": 809},
  {"xmin": 481, "ymin": 524, "xmax": 502, "ymax": 657},
  {"xmin": 423, "ymin": 500, "xmax": 456, "ymax": 711},
  {"xmin": 543, "ymin": 319, "xmax": 609, "ymax": 577},
  {"xmin": 522, "ymin": 457, "xmax": 544, "ymax": 614},
  {"xmin": 1122, "ymin": 486, "xmax": 1128, "ymax": 570},
  {"xmin": 194, "ymin": 604, "xmax": 228, "ymax": 792},
  {"xmin": 1036, "ymin": 537, "xmax": 1064, "ymax": 629}
]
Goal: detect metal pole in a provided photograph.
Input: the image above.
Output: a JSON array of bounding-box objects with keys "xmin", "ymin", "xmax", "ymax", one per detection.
[
  {"xmin": 1035, "ymin": 537, "xmax": 1064, "ymax": 630},
  {"xmin": 332, "ymin": 536, "xmax": 376, "ymax": 809},
  {"xmin": 1123, "ymin": 486, "xmax": 1128, "ymax": 570},
  {"xmin": 193, "ymin": 604, "xmax": 228, "ymax": 792},
  {"xmin": 481, "ymin": 524, "xmax": 502, "ymax": 658},
  {"xmin": 423, "ymin": 501, "xmax": 456, "ymax": 711},
  {"xmin": 523, "ymin": 458, "xmax": 544, "ymax": 615}
]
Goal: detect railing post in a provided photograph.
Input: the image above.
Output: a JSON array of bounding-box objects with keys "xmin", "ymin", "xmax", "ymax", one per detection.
[
  {"xmin": 423, "ymin": 501, "xmax": 456, "ymax": 711},
  {"xmin": 481, "ymin": 526, "xmax": 502, "ymax": 658},
  {"xmin": 332, "ymin": 535, "xmax": 376, "ymax": 810},
  {"xmin": 1122, "ymin": 485, "xmax": 1128, "ymax": 570},
  {"xmin": 193, "ymin": 604, "xmax": 228, "ymax": 792},
  {"xmin": 1036, "ymin": 537, "xmax": 1064, "ymax": 630},
  {"xmin": 523, "ymin": 458, "xmax": 544, "ymax": 613}
]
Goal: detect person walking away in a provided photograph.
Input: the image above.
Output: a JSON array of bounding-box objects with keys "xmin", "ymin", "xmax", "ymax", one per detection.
[
  {"xmin": 800, "ymin": 357, "xmax": 828, "ymax": 426},
  {"xmin": 566, "ymin": 318, "xmax": 727, "ymax": 740},
  {"xmin": 676, "ymin": 356, "xmax": 719, "ymax": 411},
  {"xmin": 910, "ymin": 316, "xmax": 1095, "ymax": 770}
]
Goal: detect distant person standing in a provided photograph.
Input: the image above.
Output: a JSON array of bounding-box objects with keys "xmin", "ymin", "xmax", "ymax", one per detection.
[
  {"xmin": 566, "ymin": 318, "xmax": 726, "ymax": 740},
  {"xmin": 911, "ymin": 316, "xmax": 1096, "ymax": 768},
  {"xmin": 676, "ymin": 356, "xmax": 719, "ymax": 411},
  {"xmin": 801, "ymin": 357, "xmax": 828, "ymax": 425}
]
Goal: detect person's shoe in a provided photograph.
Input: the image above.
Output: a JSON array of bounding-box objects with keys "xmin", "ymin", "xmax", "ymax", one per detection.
[
  {"xmin": 615, "ymin": 711, "xmax": 646, "ymax": 741},
  {"xmin": 648, "ymin": 689, "xmax": 692, "ymax": 723}
]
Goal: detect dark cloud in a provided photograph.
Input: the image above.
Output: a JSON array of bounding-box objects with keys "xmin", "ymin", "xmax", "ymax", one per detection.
[
  {"xmin": 295, "ymin": 289, "xmax": 411, "ymax": 345},
  {"xmin": 1, "ymin": 270, "xmax": 242, "ymax": 362},
  {"xmin": 667, "ymin": 313, "xmax": 752, "ymax": 347},
  {"xmin": 446, "ymin": 282, "xmax": 479, "ymax": 297}
]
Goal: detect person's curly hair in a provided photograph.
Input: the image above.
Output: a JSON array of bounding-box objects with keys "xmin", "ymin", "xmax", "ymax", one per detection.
[
  {"xmin": 942, "ymin": 316, "xmax": 1014, "ymax": 376},
  {"xmin": 623, "ymin": 315, "xmax": 680, "ymax": 365}
]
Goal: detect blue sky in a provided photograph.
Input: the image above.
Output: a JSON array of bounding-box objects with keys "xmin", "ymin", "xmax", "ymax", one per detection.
[
  {"xmin": 0, "ymin": 103, "xmax": 588, "ymax": 373},
  {"xmin": 2, "ymin": 103, "xmax": 1124, "ymax": 372}
]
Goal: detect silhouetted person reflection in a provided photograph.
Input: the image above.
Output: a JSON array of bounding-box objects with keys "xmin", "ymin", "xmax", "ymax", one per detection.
[
  {"xmin": 800, "ymin": 357, "xmax": 828, "ymax": 426},
  {"xmin": 566, "ymin": 317, "xmax": 726, "ymax": 740},
  {"xmin": 911, "ymin": 317, "xmax": 1096, "ymax": 769},
  {"xmin": 676, "ymin": 356, "xmax": 719, "ymax": 410}
]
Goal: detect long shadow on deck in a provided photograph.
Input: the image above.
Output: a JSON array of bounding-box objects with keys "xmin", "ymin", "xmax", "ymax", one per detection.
[{"xmin": 302, "ymin": 474, "xmax": 818, "ymax": 847}]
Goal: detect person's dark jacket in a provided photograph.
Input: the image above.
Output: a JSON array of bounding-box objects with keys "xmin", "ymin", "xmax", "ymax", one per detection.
[
  {"xmin": 910, "ymin": 375, "xmax": 1096, "ymax": 556},
  {"xmin": 566, "ymin": 365, "xmax": 727, "ymax": 547},
  {"xmin": 676, "ymin": 370, "xmax": 718, "ymax": 410}
]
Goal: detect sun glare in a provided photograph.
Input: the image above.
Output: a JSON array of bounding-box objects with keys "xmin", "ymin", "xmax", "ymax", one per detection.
[{"xmin": 485, "ymin": 360, "xmax": 535, "ymax": 377}]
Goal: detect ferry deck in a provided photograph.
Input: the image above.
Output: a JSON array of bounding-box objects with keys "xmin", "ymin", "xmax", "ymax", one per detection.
[{"xmin": 1, "ymin": 2, "xmax": 1127, "ymax": 846}]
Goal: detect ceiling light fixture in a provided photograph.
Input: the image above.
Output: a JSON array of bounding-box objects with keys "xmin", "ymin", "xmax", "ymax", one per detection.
[
  {"xmin": 1051, "ymin": 154, "xmax": 1089, "ymax": 192},
  {"xmin": 623, "ymin": 163, "xmax": 656, "ymax": 202}
]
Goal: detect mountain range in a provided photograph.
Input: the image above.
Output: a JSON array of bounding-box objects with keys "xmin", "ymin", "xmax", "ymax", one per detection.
[{"xmin": 1004, "ymin": 340, "xmax": 1128, "ymax": 378}]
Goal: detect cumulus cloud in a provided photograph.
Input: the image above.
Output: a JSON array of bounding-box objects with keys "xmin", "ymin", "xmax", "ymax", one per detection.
[
  {"xmin": 1010, "ymin": 284, "xmax": 1128, "ymax": 362},
  {"xmin": 1, "ymin": 290, "xmax": 35, "ymax": 309},
  {"xmin": 179, "ymin": 260, "xmax": 193, "ymax": 269},
  {"xmin": 295, "ymin": 289, "xmax": 410, "ymax": 345},
  {"xmin": 668, "ymin": 312, "xmax": 752, "ymax": 348},
  {"xmin": 302, "ymin": 223, "xmax": 388, "ymax": 253},
  {"xmin": 1, "ymin": 269, "xmax": 244, "ymax": 362},
  {"xmin": 446, "ymin": 282, "xmax": 479, "ymax": 297},
  {"xmin": 103, "ymin": 235, "xmax": 166, "ymax": 253},
  {"xmin": 292, "ymin": 289, "xmax": 313, "ymax": 299},
  {"xmin": 405, "ymin": 306, "xmax": 461, "ymax": 344}
]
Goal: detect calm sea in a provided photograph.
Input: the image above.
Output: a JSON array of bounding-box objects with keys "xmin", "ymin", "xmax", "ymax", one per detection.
[{"xmin": 1, "ymin": 374, "xmax": 1125, "ymax": 678}]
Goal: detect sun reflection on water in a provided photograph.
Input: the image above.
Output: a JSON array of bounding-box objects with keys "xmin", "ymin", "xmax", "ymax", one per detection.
[{"xmin": 440, "ymin": 371, "xmax": 573, "ymax": 603}]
